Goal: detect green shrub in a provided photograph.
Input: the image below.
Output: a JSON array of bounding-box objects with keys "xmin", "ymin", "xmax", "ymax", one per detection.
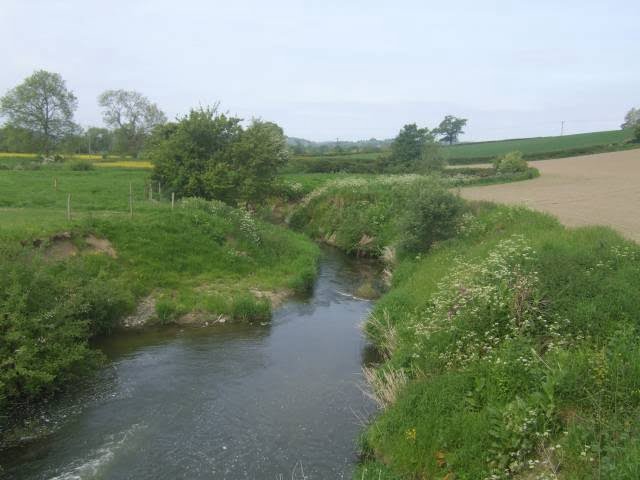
[
  {"xmin": 493, "ymin": 150, "xmax": 528, "ymax": 173},
  {"xmin": 397, "ymin": 182, "xmax": 464, "ymax": 255},
  {"xmin": 67, "ymin": 159, "xmax": 95, "ymax": 171},
  {"xmin": 633, "ymin": 123, "xmax": 640, "ymax": 143},
  {"xmin": 0, "ymin": 246, "xmax": 128, "ymax": 410}
]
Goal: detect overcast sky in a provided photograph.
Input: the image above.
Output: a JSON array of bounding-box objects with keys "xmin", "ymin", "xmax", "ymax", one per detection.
[{"xmin": 2, "ymin": 0, "xmax": 639, "ymax": 141}]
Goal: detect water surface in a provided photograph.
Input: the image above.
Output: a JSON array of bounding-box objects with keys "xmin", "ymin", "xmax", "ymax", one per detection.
[{"xmin": 1, "ymin": 248, "xmax": 378, "ymax": 479}]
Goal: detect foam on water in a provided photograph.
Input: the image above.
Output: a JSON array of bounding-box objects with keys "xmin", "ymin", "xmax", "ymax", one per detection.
[{"xmin": 48, "ymin": 424, "xmax": 146, "ymax": 480}]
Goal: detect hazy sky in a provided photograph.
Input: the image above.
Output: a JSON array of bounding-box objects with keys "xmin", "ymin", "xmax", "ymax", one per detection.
[{"xmin": 2, "ymin": 0, "xmax": 639, "ymax": 141}]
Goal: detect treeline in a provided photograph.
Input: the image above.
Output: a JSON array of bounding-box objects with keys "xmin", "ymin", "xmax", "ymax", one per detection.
[
  {"xmin": 286, "ymin": 121, "xmax": 465, "ymax": 174},
  {"xmin": 0, "ymin": 71, "xmax": 165, "ymax": 157}
]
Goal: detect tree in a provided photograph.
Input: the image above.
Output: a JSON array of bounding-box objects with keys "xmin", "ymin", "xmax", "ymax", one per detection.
[
  {"xmin": 384, "ymin": 123, "xmax": 434, "ymax": 172},
  {"xmin": 435, "ymin": 115, "xmax": 467, "ymax": 145},
  {"xmin": 229, "ymin": 120, "xmax": 289, "ymax": 205},
  {"xmin": 84, "ymin": 127, "xmax": 113, "ymax": 154},
  {"xmin": 0, "ymin": 70, "xmax": 78, "ymax": 154},
  {"xmin": 621, "ymin": 107, "xmax": 640, "ymax": 130},
  {"xmin": 149, "ymin": 107, "xmax": 288, "ymax": 206},
  {"xmin": 98, "ymin": 89, "xmax": 166, "ymax": 156}
]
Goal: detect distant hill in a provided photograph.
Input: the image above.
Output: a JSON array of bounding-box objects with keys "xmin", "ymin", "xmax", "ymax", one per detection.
[{"xmin": 443, "ymin": 129, "xmax": 635, "ymax": 164}]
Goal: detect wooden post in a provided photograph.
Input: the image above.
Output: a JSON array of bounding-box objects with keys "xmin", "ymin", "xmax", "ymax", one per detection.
[
  {"xmin": 158, "ymin": 182, "xmax": 161, "ymax": 196},
  {"xmin": 54, "ymin": 177, "xmax": 57, "ymax": 190},
  {"xmin": 149, "ymin": 183, "xmax": 153, "ymax": 201},
  {"xmin": 129, "ymin": 182, "xmax": 133, "ymax": 218},
  {"xmin": 67, "ymin": 194, "xmax": 71, "ymax": 220},
  {"xmin": 171, "ymin": 192, "xmax": 175, "ymax": 210}
]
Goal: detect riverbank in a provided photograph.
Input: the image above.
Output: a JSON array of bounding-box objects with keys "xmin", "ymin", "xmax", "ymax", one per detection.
[
  {"xmin": 0, "ymin": 167, "xmax": 319, "ymax": 414},
  {"xmin": 289, "ymin": 176, "xmax": 640, "ymax": 479},
  {"xmin": 0, "ymin": 248, "xmax": 377, "ymax": 479}
]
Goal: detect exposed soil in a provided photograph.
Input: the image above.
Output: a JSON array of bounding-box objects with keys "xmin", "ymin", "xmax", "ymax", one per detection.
[
  {"xmin": 85, "ymin": 234, "xmax": 117, "ymax": 258},
  {"xmin": 35, "ymin": 232, "xmax": 117, "ymax": 261},
  {"xmin": 122, "ymin": 295, "xmax": 157, "ymax": 328},
  {"xmin": 460, "ymin": 149, "xmax": 640, "ymax": 242}
]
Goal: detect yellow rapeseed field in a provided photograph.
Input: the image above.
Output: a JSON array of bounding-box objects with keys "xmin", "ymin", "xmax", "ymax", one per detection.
[{"xmin": 94, "ymin": 160, "xmax": 153, "ymax": 169}]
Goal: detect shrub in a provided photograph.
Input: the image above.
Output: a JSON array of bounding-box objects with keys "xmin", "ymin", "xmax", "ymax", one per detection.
[
  {"xmin": 397, "ymin": 182, "xmax": 464, "ymax": 255},
  {"xmin": 634, "ymin": 123, "xmax": 640, "ymax": 143},
  {"xmin": 493, "ymin": 150, "xmax": 528, "ymax": 173},
  {"xmin": 68, "ymin": 159, "xmax": 95, "ymax": 171}
]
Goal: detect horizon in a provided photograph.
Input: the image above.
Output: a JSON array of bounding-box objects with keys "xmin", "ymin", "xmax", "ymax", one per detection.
[{"xmin": 2, "ymin": 0, "xmax": 639, "ymax": 142}]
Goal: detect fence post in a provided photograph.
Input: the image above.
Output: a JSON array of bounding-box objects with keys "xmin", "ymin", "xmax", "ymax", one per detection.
[
  {"xmin": 54, "ymin": 177, "xmax": 57, "ymax": 190},
  {"xmin": 149, "ymin": 182, "xmax": 153, "ymax": 201},
  {"xmin": 158, "ymin": 182, "xmax": 161, "ymax": 196},
  {"xmin": 67, "ymin": 194, "xmax": 71, "ymax": 220},
  {"xmin": 171, "ymin": 192, "xmax": 175, "ymax": 210}
]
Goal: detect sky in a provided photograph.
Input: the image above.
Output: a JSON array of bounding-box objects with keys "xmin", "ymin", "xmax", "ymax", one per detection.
[{"xmin": 2, "ymin": 0, "xmax": 639, "ymax": 141}]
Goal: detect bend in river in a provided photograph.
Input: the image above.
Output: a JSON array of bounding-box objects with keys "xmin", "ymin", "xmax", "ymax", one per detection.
[{"xmin": 1, "ymin": 248, "xmax": 379, "ymax": 479}]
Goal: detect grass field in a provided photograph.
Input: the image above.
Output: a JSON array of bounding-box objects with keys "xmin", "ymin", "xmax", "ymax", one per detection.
[
  {"xmin": 283, "ymin": 129, "xmax": 637, "ymax": 171},
  {"xmin": 443, "ymin": 129, "xmax": 635, "ymax": 163}
]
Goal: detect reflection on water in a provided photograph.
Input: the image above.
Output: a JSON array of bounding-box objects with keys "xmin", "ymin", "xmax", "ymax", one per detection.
[{"xmin": 1, "ymin": 247, "xmax": 379, "ymax": 479}]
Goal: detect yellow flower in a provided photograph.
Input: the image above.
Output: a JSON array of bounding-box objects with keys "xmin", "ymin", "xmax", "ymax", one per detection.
[{"xmin": 405, "ymin": 427, "xmax": 417, "ymax": 442}]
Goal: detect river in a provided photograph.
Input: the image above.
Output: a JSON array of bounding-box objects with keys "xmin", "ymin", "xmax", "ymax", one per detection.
[{"xmin": 1, "ymin": 248, "xmax": 379, "ymax": 479}]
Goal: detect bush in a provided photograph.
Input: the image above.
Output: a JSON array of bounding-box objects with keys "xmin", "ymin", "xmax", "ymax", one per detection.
[
  {"xmin": 0, "ymin": 246, "xmax": 129, "ymax": 410},
  {"xmin": 67, "ymin": 159, "xmax": 95, "ymax": 171},
  {"xmin": 634, "ymin": 123, "xmax": 640, "ymax": 143},
  {"xmin": 493, "ymin": 150, "xmax": 528, "ymax": 173},
  {"xmin": 398, "ymin": 182, "xmax": 465, "ymax": 255}
]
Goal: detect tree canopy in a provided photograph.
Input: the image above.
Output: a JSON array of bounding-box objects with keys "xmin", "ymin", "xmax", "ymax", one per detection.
[
  {"xmin": 621, "ymin": 107, "xmax": 640, "ymax": 130},
  {"xmin": 435, "ymin": 115, "xmax": 467, "ymax": 145},
  {"xmin": 384, "ymin": 123, "xmax": 444, "ymax": 173},
  {"xmin": 98, "ymin": 89, "xmax": 166, "ymax": 156},
  {"xmin": 0, "ymin": 70, "xmax": 78, "ymax": 154},
  {"xmin": 148, "ymin": 107, "xmax": 288, "ymax": 206}
]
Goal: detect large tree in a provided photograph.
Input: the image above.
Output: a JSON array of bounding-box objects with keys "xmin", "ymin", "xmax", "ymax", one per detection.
[
  {"xmin": 435, "ymin": 115, "xmax": 467, "ymax": 145},
  {"xmin": 149, "ymin": 107, "xmax": 287, "ymax": 206},
  {"xmin": 384, "ymin": 123, "xmax": 437, "ymax": 172},
  {"xmin": 621, "ymin": 107, "xmax": 640, "ymax": 130},
  {"xmin": 0, "ymin": 70, "xmax": 78, "ymax": 154},
  {"xmin": 98, "ymin": 89, "xmax": 166, "ymax": 156}
]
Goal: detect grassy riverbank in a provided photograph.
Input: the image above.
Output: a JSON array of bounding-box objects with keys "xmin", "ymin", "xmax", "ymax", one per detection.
[
  {"xmin": 289, "ymin": 177, "xmax": 640, "ymax": 479},
  {"xmin": 0, "ymin": 166, "xmax": 318, "ymax": 413}
]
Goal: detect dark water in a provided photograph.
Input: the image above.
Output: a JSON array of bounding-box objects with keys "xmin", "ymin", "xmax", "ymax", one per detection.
[{"xmin": 1, "ymin": 248, "xmax": 379, "ymax": 479}]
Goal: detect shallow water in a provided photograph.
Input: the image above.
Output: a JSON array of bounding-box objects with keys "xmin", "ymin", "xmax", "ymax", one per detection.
[{"xmin": 1, "ymin": 248, "xmax": 378, "ymax": 479}]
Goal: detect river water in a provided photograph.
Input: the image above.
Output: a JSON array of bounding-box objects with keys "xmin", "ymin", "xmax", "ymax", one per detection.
[{"xmin": 1, "ymin": 248, "xmax": 378, "ymax": 479}]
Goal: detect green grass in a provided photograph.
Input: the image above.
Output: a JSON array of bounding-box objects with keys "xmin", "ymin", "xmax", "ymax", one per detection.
[
  {"xmin": 357, "ymin": 204, "xmax": 640, "ymax": 479},
  {"xmin": 289, "ymin": 175, "xmax": 463, "ymax": 257},
  {"xmin": 444, "ymin": 129, "xmax": 635, "ymax": 164},
  {"xmin": 0, "ymin": 166, "xmax": 319, "ymax": 412}
]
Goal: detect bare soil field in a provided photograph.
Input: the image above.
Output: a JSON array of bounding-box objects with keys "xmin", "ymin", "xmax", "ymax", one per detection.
[{"xmin": 460, "ymin": 149, "xmax": 640, "ymax": 242}]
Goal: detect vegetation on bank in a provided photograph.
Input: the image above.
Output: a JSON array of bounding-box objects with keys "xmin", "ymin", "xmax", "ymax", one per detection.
[
  {"xmin": 0, "ymin": 166, "xmax": 318, "ymax": 413},
  {"xmin": 289, "ymin": 176, "xmax": 640, "ymax": 479}
]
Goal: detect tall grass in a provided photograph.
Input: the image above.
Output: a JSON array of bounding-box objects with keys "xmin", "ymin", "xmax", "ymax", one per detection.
[{"xmin": 358, "ymin": 204, "xmax": 640, "ymax": 479}]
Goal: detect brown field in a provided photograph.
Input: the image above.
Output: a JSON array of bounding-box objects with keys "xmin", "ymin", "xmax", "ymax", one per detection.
[{"xmin": 460, "ymin": 149, "xmax": 640, "ymax": 242}]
